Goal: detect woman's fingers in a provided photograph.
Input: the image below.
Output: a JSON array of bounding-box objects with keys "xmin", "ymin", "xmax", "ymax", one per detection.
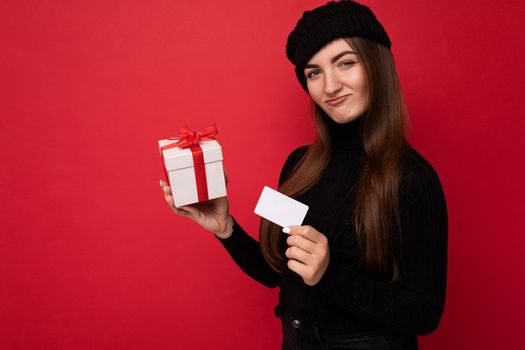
[
  {"xmin": 163, "ymin": 192, "xmax": 177, "ymax": 210},
  {"xmin": 160, "ymin": 180, "xmax": 187, "ymax": 215},
  {"xmin": 177, "ymin": 204, "xmax": 198, "ymax": 218},
  {"xmin": 161, "ymin": 182, "xmax": 173, "ymax": 205},
  {"xmin": 160, "ymin": 179, "xmax": 172, "ymax": 195},
  {"xmin": 286, "ymin": 234, "xmax": 316, "ymax": 254},
  {"xmin": 160, "ymin": 180, "xmax": 218, "ymax": 221},
  {"xmin": 282, "ymin": 224, "xmax": 330, "ymax": 286},
  {"xmin": 287, "ymin": 259, "xmax": 308, "ymax": 277},
  {"xmin": 285, "ymin": 245, "xmax": 311, "ymax": 263},
  {"xmin": 283, "ymin": 225, "xmax": 326, "ymax": 244},
  {"xmin": 169, "ymin": 198, "xmax": 194, "ymax": 218}
]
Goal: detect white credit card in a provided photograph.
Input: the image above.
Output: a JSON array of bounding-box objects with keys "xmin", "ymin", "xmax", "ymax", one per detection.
[{"xmin": 254, "ymin": 186, "xmax": 309, "ymax": 228}]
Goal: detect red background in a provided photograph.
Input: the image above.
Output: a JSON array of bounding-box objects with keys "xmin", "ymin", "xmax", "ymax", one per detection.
[{"xmin": 2, "ymin": 1, "xmax": 524, "ymax": 349}]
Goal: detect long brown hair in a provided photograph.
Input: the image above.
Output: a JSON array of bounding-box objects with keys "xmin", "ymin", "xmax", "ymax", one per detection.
[{"xmin": 259, "ymin": 37, "xmax": 411, "ymax": 282}]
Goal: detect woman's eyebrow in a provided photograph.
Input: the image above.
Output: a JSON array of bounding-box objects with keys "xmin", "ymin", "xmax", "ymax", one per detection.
[{"xmin": 305, "ymin": 51, "xmax": 356, "ymax": 69}]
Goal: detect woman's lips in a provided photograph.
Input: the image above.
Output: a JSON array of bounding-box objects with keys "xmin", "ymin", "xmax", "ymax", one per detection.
[{"xmin": 325, "ymin": 94, "xmax": 350, "ymax": 106}]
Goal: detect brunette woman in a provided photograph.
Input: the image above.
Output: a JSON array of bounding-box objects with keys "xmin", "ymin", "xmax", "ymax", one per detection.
[{"xmin": 160, "ymin": 1, "xmax": 447, "ymax": 349}]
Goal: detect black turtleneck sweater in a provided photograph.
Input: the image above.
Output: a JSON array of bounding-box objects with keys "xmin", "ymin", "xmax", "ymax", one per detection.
[{"xmin": 215, "ymin": 116, "xmax": 448, "ymax": 336}]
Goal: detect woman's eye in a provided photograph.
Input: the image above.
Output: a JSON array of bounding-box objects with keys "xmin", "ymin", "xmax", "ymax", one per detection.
[
  {"xmin": 339, "ymin": 60, "xmax": 356, "ymax": 68},
  {"xmin": 306, "ymin": 69, "xmax": 320, "ymax": 79}
]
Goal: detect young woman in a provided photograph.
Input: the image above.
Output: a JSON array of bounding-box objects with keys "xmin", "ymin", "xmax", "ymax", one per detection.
[{"xmin": 160, "ymin": 1, "xmax": 448, "ymax": 349}]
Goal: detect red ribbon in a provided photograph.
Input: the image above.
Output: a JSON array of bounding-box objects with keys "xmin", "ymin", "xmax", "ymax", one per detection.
[{"xmin": 160, "ymin": 124, "xmax": 218, "ymax": 203}]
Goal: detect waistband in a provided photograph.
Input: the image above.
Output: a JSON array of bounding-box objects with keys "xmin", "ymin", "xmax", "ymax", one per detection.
[
  {"xmin": 274, "ymin": 304, "xmax": 399, "ymax": 339},
  {"xmin": 275, "ymin": 304, "xmax": 324, "ymax": 343}
]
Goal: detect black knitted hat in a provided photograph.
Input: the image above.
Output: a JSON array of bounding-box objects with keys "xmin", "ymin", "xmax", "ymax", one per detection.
[{"xmin": 286, "ymin": 0, "xmax": 391, "ymax": 92}]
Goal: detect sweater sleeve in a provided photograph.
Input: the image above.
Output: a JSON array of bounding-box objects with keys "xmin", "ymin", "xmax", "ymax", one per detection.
[
  {"xmin": 215, "ymin": 215, "xmax": 280, "ymax": 288},
  {"xmin": 214, "ymin": 146, "xmax": 309, "ymax": 288},
  {"xmin": 316, "ymin": 157, "xmax": 448, "ymax": 335}
]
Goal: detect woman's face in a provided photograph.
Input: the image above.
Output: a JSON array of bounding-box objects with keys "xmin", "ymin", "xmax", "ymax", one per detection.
[{"xmin": 305, "ymin": 38, "xmax": 368, "ymax": 124}]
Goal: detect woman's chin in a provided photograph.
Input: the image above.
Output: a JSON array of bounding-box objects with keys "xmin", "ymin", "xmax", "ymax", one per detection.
[{"xmin": 329, "ymin": 115, "xmax": 357, "ymax": 124}]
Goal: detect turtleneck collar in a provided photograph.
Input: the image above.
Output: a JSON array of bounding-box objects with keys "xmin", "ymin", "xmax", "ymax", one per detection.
[{"xmin": 323, "ymin": 114, "xmax": 365, "ymax": 152}]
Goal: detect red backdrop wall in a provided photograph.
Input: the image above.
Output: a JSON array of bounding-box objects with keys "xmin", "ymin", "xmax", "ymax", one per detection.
[{"xmin": 2, "ymin": 1, "xmax": 524, "ymax": 349}]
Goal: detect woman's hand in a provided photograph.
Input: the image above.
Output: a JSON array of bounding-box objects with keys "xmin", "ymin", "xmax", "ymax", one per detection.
[
  {"xmin": 283, "ymin": 225, "xmax": 330, "ymax": 286},
  {"xmin": 159, "ymin": 170, "xmax": 233, "ymax": 238}
]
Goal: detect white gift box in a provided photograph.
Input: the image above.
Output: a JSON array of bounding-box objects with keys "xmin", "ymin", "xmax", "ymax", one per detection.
[{"xmin": 158, "ymin": 139, "xmax": 227, "ymax": 207}]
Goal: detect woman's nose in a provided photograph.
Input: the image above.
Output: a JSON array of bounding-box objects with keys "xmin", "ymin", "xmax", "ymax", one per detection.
[{"xmin": 324, "ymin": 70, "xmax": 342, "ymax": 95}]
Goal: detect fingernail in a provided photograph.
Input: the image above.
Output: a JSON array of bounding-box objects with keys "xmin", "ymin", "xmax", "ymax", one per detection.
[
  {"xmin": 159, "ymin": 179, "xmax": 163, "ymax": 186},
  {"xmin": 282, "ymin": 227, "xmax": 291, "ymax": 234}
]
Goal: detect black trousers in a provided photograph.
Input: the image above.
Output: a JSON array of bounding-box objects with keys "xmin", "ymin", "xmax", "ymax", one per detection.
[{"xmin": 275, "ymin": 305, "xmax": 419, "ymax": 350}]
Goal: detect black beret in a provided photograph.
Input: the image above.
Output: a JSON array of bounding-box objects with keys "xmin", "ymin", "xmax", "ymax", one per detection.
[{"xmin": 286, "ymin": 0, "xmax": 391, "ymax": 92}]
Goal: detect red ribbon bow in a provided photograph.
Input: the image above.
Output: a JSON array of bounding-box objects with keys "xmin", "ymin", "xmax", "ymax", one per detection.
[
  {"xmin": 161, "ymin": 124, "xmax": 218, "ymax": 151},
  {"xmin": 160, "ymin": 124, "xmax": 219, "ymax": 204}
]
